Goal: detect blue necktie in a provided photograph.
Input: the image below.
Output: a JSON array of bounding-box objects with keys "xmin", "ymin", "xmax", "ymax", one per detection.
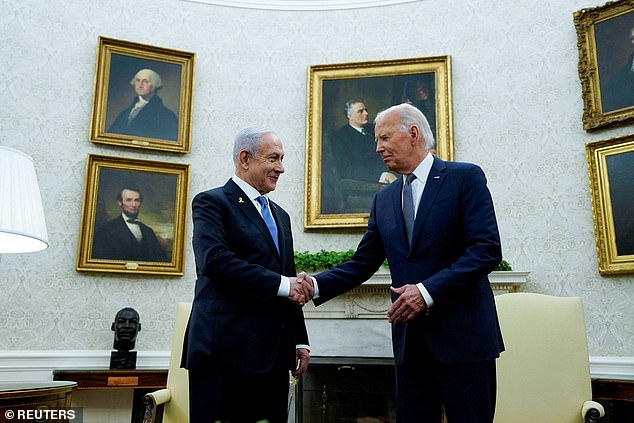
[
  {"xmin": 403, "ymin": 174, "xmax": 417, "ymax": 247},
  {"xmin": 257, "ymin": 195, "xmax": 279, "ymax": 253}
]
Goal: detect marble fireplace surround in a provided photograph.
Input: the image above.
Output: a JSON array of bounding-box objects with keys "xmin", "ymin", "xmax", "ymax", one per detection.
[{"xmin": 303, "ymin": 270, "xmax": 529, "ymax": 358}]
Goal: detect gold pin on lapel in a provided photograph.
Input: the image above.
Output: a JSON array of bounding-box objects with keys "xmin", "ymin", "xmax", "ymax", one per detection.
[{"xmin": 239, "ymin": 197, "xmax": 244, "ymax": 203}]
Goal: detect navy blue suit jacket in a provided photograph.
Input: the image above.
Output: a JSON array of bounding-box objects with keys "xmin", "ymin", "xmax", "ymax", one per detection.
[
  {"xmin": 182, "ymin": 179, "xmax": 308, "ymax": 374},
  {"xmin": 314, "ymin": 156, "xmax": 504, "ymax": 365}
]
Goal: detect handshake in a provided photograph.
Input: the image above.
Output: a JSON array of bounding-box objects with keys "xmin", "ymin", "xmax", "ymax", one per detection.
[{"xmin": 288, "ymin": 272, "xmax": 314, "ymax": 306}]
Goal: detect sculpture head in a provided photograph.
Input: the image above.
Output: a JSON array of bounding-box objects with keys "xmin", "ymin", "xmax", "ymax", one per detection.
[{"xmin": 111, "ymin": 307, "xmax": 141, "ymax": 352}]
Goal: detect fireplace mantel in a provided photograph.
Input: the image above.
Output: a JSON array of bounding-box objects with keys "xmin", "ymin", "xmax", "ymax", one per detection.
[
  {"xmin": 304, "ymin": 270, "xmax": 529, "ymax": 320},
  {"xmin": 303, "ymin": 270, "xmax": 529, "ymax": 358}
]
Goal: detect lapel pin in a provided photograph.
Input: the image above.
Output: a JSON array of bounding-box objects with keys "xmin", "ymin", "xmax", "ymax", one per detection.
[
  {"xmin": 238, "ymin": 197, "xmax": 244, "ymax": 203},
  {"xmin": 433, "ymin": 176, "xmax": 440, "ymax": 179}
]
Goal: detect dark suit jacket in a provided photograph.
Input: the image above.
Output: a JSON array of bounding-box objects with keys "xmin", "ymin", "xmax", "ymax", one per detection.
[
  {"xmin": 314, "ymin": 156, "xmax": 504, "ymax": 365},
  {"xmin": 182, "ymin": 179, "xmax": 309, "ymax": 374},
  {"xmin": 108, "ymin": 95, "xmax": 178, "ymax": 141},
  {"xmin": 92, "ymin": 215, "xmax": 168, "ymax": 262}
]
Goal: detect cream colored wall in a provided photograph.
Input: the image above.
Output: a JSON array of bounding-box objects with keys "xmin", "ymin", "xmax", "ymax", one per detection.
[{"xmin": 0, "ymin": 0, "xmax": 633, "ymax": 364}]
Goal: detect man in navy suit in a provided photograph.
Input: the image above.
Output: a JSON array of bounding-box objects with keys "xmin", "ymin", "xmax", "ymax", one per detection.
[
  {"xmin": 306, "ymin": 103, "xmax": 504, "ymax": 422},
  {"xmin": 181, "ymin": 127, "xmax": 311, "ymax": 423}
]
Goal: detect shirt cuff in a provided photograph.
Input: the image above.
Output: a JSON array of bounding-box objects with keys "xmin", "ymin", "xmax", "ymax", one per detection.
[
  {"xmin": 310, "ymin": 276, "xmax": 320, "ymax": 299},
  {"xmin": 416, "ymin": 282, "xmax": 434, "ymax": 308},
  {"xmin": 296, "ymin": 344, "xmax": 310, "ymax": 351},
  {"xmin": 278, "ymin": 275, "xmax": 290, "ymax": 297}
]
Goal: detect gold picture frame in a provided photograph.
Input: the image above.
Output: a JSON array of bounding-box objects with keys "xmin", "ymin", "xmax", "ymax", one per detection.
[
  {"xmin": 304, "ymin": 56, "xmax": 454, "ymax": 229},
  {"xmin": 90, "ymin": 36, "xmax": 195, "ymax": 153},
  {"xmin": 574, "ymin": 0, "xmax": 634, "ymax": 131},
  {"xmin": 586, "ymin": 134, "xmax": 634, "ymax": 275},
  {"xmin": 76, "ymin": 154, "xmax": 190, "ymax": 275}
]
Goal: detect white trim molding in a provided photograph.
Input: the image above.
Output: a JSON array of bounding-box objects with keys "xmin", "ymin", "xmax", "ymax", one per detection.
[
  {"xmin": 589, "ymin": 356, "xmax": 634, "ymax": 381},
  {"xmin": 1, "ymin": 353, "xmax": 632, "ymax": 383},
  {"xmin": 179, "ymin": 0, "xmax": 421, "ymax": 11},
  {"xmin": 0, "ymin": 350, "xmax": 169, "ymax": 382}
]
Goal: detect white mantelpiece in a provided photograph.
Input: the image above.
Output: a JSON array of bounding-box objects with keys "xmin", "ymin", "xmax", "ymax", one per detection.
[
  {"xmin": 304, "ymin": 270, "xmax": 530, "ymax": 357},
  {"xmin": 304, "ymin": 270, "xmax": 529, "ymax": 320}
]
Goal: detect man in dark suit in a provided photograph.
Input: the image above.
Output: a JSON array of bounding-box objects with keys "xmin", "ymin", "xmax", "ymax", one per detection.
[
  {"xmin": 181, "ymin": 127, "xmax": 311, "ymax": 423},
  {"xmin": 92, "ymin": 187, "xmax": 168, "ymax": 262},
  {"xmin": 108, "ymin": 68, "xmax": 178, "ymax": 141},
  {"xmin": 305, "ymin": 103, "xmax": 504, "ymax": 422}
]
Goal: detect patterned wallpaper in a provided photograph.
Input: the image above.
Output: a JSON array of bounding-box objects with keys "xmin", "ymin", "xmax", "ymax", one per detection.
[{"xmin": 0, "ymin": 0, "xmax": 632, "ymax": 357}]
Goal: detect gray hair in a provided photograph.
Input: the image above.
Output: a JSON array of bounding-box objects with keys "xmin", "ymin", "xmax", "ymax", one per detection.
[
  {"xmin": 375, "ymin": 103, "xmax": 435, "ymax": 151},
  {"xmin": 233, "ymin": 126, "xmax": 276, "ymax": 164},
  {"xmin": 130, "ymin": 68, "xmax": 163, "ymax": 90},
  {"xmin": 344, "ymin": 99, "xmax": 365, "ymax": 118}
]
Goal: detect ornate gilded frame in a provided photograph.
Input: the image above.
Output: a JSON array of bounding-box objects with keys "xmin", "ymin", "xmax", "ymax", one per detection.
[
  {"xmin": 574, "ymin": 0, "xmax": 634, "ymax": 131},
  {"xmin": 305, "ymin": 56, "xmax": 454, "ymax": 229},
  {"xmin": 76, "ymin": 154, "xmax": 190, "ymax": 275},
  {"xmin": 586, "ymin": 135, "xmax": 634, "ymax": 275},
  {"xmin": 90, "ymin": 36, "xmax": 195, "ymax": 153}
]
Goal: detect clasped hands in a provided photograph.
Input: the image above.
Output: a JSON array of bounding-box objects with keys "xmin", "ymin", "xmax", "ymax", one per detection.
[
  {"xmin": 288, "ymin": 272, "xmax": 314, "ymax": 306},
  {"xmin": 288, "ymin": 274, "xmax": 427, "ymax": 322}
]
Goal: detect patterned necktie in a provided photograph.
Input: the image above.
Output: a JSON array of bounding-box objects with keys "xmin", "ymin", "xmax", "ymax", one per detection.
[
  {"xmin": 402, "ymin": 174, "xmax": 417, "ymax": 247},
  {"xmin": 257, "ymin": 195, "xmax": 279, "ymax": 253}
]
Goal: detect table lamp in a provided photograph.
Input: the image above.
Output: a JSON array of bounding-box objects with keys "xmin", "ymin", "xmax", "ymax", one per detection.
[{"xmin": 0, "ymin": 146, "xmax": 48, "ymax": 253}]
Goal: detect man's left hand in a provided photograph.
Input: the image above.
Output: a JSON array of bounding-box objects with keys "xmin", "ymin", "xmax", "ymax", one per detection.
[
  {"xmin": 293, "ymin": 348, "xmax": 310, "ymax": 377},
  {"xmin": 387, "ymin": 284, "xmax": 427, "ymax": 323}
]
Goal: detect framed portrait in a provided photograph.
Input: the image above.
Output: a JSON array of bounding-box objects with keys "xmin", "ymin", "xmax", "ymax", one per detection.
[
  {"xmin": 586, "ymin": 134, "xmax": 634, "ymax": 275},
  {"xmin": 76, "ymin": 154, "xmax": 190, "ymax": 275},
  {"xmin": 304, "ymin": 56, "xmax": 454, "ymax": 229},
  {"xmin": 89, "ymin": 36, "xmax": 195, "ymax": 153},
  {"xmin": 574, "ymin": 0, "xmax": 634, "ymax": 131}
]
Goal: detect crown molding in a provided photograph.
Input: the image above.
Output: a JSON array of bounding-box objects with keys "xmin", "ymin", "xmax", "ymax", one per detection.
[{"xmin": 179, "ymin": 0, "xmax": 421, "ymax": 11}]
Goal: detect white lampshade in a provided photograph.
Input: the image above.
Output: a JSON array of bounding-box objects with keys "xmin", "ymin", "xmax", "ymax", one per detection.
[{"xmin": 0, "ymin": 146, "xmax": 49, "ymax": 253}]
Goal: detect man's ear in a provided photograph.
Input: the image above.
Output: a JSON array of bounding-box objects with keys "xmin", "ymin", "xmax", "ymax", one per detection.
[
  {"xmin": 238, "ymin": 150, "xmax": 250, "ymax": 169},
  {"xmin": 138, "ymin": 323, "xmax": 142, "ymax": 332},
  {"xmin": 409, "ymin": 125, "xmax": 421, "ymax": 146},
  {"xmin": 111, "ymin": 322, "xmax": 115, "ymax": 331}
]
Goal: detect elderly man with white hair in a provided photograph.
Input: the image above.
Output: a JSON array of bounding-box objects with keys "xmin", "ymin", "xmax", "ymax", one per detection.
[{"xmin": 108, "ymin": 68, "xmax": 178, "ymax": 141}]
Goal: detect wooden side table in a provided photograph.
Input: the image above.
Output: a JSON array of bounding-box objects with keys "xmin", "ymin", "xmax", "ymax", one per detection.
[
  {"xmin": 53, "ymin": 370, "xmax": 167, "ymax": 423},
  {"xmin": 0, "ymin": 381, "xmax": 76, "ymax": 423}
]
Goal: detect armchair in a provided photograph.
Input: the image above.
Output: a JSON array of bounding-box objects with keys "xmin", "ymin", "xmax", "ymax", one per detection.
[
  {"xmin": 493, "ymin": 293, "xmax": 604, "ymax": 423},
  {"xmin": 143, "ymin": 302, "xmax": 191, "ymax": 423}
]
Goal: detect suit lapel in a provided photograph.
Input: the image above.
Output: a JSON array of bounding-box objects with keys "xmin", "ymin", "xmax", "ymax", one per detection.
[
  {"xmin": 410, "ymin": 157, "xmax": 447, "ymax": 250},
  {"xmin": 223, "ymin": 179, "xmax": 280, "ymax": 257}
]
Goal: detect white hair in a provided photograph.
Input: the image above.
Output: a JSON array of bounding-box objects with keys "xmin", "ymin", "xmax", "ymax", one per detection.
[
  {"xmin": 130, "ymin": 68, "xmax": 163, "ymax": 90},
  {"xmin": 232, "ymin": 126, "xmax": 277, "ymax": 164},
  {"xmin": 375, "ymin": 103, "xmax": 436, "ymax": 151}
]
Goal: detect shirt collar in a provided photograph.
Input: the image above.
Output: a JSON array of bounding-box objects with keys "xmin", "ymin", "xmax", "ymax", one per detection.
[
  {"xmin": 404, "ymin": 152, "xmax": 434, "ymax": 183},
  {"xmin": 232, "ymin": 175, "xmax": 263, "ymax": 202}
]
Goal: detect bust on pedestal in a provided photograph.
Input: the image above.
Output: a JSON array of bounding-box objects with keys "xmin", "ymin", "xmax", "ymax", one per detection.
[{"xmin": 109, "ymin": 307, "xmax": 141, "ymax": 370}]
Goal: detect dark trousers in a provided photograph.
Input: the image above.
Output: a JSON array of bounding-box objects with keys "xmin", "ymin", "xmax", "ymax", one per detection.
[
  {"xmin": 395, "ymin": 342, "xmax": 497, "ymax": 423},
  {"xmin": 188, "ymin": 362, "xmax": 290, "ymax": 423}
]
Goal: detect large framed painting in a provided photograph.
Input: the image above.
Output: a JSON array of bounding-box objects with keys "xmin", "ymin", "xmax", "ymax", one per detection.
[
  {"xmin": 575, "ymin": 0, "xmax": 634, "ymax": 131},
  {"xmin": 89, "ymin": 36, "xmax": 195, "ymax": 153},
  {"xmin": 304, "ymin": 56, "xmax": 454, "ymax": 229},
  {"xmin": 586, "ymin": 134, "xmax": 634, "ymax": 275},
  {"xmin": 76, "ymin": 154, "xmax": 190, "ymax": 275}
]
